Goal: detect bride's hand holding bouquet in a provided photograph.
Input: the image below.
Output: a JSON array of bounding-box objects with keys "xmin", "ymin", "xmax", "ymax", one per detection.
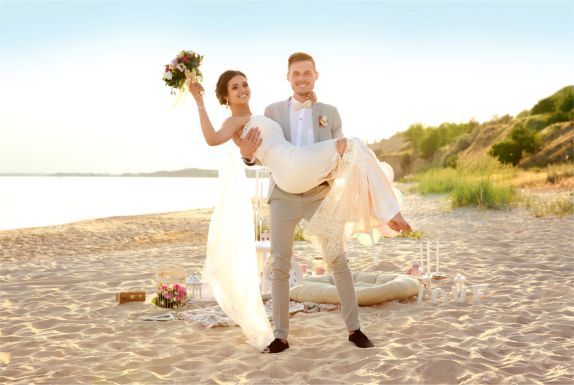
[
  {"xmin": 162, "ymin": 49, "xmax": 204, "ymax": 100},
  {"xmin": 189, "ymin": 81, "xmax": 206, "ymax": 107}
]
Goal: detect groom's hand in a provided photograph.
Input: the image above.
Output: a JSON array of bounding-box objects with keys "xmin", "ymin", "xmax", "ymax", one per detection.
[{"xmin": 240, "ymin": 127, "xmax": 261, "ymax": 164}]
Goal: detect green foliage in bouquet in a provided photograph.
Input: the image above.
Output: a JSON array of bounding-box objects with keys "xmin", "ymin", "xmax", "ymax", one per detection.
[{"xmin": 163, "ymin": 50, "xmax": 204, "ymax": 90}]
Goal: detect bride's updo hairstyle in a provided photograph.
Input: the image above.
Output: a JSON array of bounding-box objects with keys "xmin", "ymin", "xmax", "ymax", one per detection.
[{"xmin": 216, "ymin": 70, "xmax": 247, "ymax": 105}]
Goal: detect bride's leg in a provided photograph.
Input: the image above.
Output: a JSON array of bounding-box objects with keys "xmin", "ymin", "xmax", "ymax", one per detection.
[
  {"xmin": 388, "ymin": 211, "xmax": 411, "ymax": 232},
  {"xmin": 336, "ymin": 138, "xmax": 348, "ymax": 156}
]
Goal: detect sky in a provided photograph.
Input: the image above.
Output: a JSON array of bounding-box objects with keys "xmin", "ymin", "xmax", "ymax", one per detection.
[{"xmin": 1, "ymin": 0, "xmax": 573, "ymax": 174}]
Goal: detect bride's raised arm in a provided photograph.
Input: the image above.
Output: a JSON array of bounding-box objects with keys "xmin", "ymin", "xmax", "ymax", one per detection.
[{"xmin": 189, "ymin": 82, "xmax": 248, "ymax": 146}]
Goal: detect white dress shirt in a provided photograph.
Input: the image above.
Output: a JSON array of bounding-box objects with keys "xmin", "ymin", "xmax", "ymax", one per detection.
[{"xmin": 289, "ymin": 98, "xmax": 314, "ymax": 146}]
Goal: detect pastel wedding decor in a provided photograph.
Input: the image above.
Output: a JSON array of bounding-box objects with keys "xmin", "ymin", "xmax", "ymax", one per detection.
[
  {"xmin": 416, "ymin": 274, "xmax": 433, "ymax": 305},
  {"xmin": 453, "ymin": 273, "xmax": 466, "ymax": 301},
  {"xmin": 290, "ymin": 272, "xmax": 419, "ymax": 306},
  {"xmin": 116, "ymin": 291, "xmax": 146, "ymax": 304},
  {"xmin": 312, "ymin": 256, "xmax": 325, "ymax": 276},
  {"xmin": 152, "ymin": 264, "xmax": 189, "ymax": 309},
  {"xmin": 406, "ymin": 261, "xmax": 422, "ymax": 276},
  {"xmin": 415, "ymin": 240, "xmax": 493, "ymax": 305},
  {"xmin": 186, "ymin": 273, "xmax": 203, "ymax": 303}
]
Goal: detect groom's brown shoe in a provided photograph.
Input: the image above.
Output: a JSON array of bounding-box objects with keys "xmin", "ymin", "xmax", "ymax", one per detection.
[
  {"xmin": 349, "ymin": 329, "xmax": 374, "ymax": 348},
  {"xmin": 265, "ymin": 338, "xmax": 289, "ymax": 353}
]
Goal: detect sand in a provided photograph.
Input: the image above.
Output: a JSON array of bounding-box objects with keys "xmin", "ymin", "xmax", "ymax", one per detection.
[{"xmin": 1, "ymin": 189, "xmax": 573, "ymax": 384}]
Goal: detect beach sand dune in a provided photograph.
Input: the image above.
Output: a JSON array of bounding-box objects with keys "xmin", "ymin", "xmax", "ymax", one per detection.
[{"xmin": 1, "ymin": 192, "xmax": 573, "ymax": 384}]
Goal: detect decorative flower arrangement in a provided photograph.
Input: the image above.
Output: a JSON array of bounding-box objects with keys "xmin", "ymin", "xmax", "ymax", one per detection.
[
  {"xmin": 151, "ymin": 282, "xmax": 188, "ymax": 309},
  {"xmin": 162, "ymin": 50, "xmax": 204, "ymax": 94},
  {"xmin": 319, "ymin": 115, "xmax": 328, "ymax": 128}
]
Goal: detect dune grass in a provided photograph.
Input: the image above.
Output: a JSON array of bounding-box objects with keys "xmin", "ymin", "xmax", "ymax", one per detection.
[
  {"xmin": 409, "ymin": 156, "xmax": 574, "ymax": 216},
  {"xmin": 522, "ymin": 193, "xmax": 574, "ymax": 217},
  {"xmin": 409, "ymin": 156, "xmax": 518, "ymax": 209}
]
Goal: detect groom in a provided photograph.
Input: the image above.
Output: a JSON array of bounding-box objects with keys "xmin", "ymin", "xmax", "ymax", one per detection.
[{"xmin": 240, "ymin": 52, "xmax": 374, "ymax": 353}]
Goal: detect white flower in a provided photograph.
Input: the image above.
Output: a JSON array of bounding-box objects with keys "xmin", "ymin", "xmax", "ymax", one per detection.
[
  {"xmin": 164, "ymin": 71, "xmax": 172, "ymax": 80},
  {"xmin": 177, "ymin": 63, "xmax": 185, "ymax": 72}
]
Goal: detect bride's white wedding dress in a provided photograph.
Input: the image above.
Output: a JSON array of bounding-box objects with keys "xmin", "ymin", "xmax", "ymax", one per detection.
[
  {"xmin": 203, "ymin": 115, "xmax": 403, "ymax": 351},
  {"xmin": 244, "ymin": 115, "xmax": 402, "ymax": 238}
]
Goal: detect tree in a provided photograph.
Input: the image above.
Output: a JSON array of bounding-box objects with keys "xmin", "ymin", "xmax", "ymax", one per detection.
[
  {"xmin": 490, "ymin": 141, "xmax": 523, "ymax": 166},
  {"xmin": 404, "ymin": 123, "xmax": 424, "ymax": 154},
  {"xmin": 490, "ymin": 125, "xmax": 541, "ymax": 166},
  {"xmin": 510, "ymin": 126, "xmax": 541, "ymax": 153},
  {"xmin": 419, "ymin": 130, "xmax": 441, "ymax": 159}
]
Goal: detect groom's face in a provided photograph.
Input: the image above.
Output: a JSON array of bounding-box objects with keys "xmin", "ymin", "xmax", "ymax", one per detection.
[{"xmin": 287, "ymin": 60, "xmax": 318, "ymax": 99}]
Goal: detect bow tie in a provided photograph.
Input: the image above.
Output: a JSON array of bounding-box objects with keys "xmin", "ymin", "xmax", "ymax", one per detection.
[{"xmin": 293, "ymin": 99, "xmax": 313, "ymax": 111}]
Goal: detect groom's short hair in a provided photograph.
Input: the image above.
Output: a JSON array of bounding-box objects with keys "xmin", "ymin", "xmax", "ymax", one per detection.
[{"xmin": 288, "ymin": 52, "xmax": 316, "ymax": 71}]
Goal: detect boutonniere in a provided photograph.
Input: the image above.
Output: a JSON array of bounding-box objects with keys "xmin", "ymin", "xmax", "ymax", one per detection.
[{"xmin": 319, "ymin": 115, "xmax": 328, "ymax": 128}]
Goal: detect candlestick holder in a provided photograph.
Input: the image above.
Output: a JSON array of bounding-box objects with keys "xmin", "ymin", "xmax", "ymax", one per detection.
[{"xmin": 431, "ymin": 272, "xmax": 448, "ymax": 280}]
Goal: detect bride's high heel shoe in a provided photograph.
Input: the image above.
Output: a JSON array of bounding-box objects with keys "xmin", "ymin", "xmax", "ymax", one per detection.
[{"xmin": 388, "ymin": 212, "xmax": 411, "ymax": 232}]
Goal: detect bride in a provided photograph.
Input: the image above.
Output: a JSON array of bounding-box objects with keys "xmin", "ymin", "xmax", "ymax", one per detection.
[{"xmin": 189, "ymin": 70, "xmax": 411, "ymax": 350}]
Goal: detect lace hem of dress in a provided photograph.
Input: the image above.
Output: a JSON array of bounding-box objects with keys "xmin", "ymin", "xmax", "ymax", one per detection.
[{"xmin": 303, "ymin": 138, "xmax": 392, "ymax": 264}]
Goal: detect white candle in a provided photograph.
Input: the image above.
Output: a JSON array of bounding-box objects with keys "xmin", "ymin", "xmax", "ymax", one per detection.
[
  {"xmin": 255, "ymin": 171, "xmax": 260, "ymax": 200},
  {"xmin": 420, "ymin": 241, "xmax": 424, "ymax": 274},
  {"xmin": 435, "ymin": 240, "xmax": 439, "ymax": 274},
  {"xmin": 426, "ymin": 241, "xmax": 431, "ymax": 275}
]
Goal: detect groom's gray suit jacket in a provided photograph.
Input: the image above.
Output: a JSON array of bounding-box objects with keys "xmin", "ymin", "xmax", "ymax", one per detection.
[{"xmin": 264, "ymin": 97, "xmax": 343, "ymax": 201}]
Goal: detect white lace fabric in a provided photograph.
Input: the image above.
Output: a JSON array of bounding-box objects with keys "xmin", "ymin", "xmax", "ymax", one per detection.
[{"xmin": 304, "ymin": 138, "xmax": 401, "ymax": 264}]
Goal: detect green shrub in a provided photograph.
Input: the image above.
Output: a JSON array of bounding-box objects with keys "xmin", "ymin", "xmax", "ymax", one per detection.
[
  {"xmin": 548, "ymin": 111, "xmax": 571, "ymax": 124},
  {"xmin": 490, "ymin": 141, "xmax": 523, "ymax": 165},
  {"xmin": 400, "ymin": 153, "xmax": 412, "ymax": 169},
  {"xmin": 524, "ymin": 115, "xmax": 550, "ymax": 131},
  {"xmin": 522, "ymin": 194, "xmax": 574, "ymax": 217},
  {"xmin": 420, "ymin": 130, "xmax": 441, "ymax": 159},
  {"xmin": 411, "ymin": 157, "xmax": 517, "ymax": 209},
  {"xmin": 450, "ymin": 178, "xmax": 515, "ymax": 209},
  {"xmin": 444, "ymin": 155, "xmax": 458, "ymax": 169},
  {"xmin": 559, "ymin": 91, "xmax": 574, "ymax": 112},
  {"xmin": 511, "ymin": 126, "xmax": 541, "ymax": 153},
  {"xmin": 404, "ymin": 123, "xmax": 424, "ymax": 154},
  {"xmin": 531, "ymin": 97, "xmax": 556, "ymax": 115},
  {"xmin": 517, "ymin": 109, "xmax": 530, "ymax": 119},
  {"xmin": 490, "ymin": 125, "xmax": 541, "ymax": 165},
  {"xmin": 410, "ymin": 168, "xmax": 457, "ymax": 194}
]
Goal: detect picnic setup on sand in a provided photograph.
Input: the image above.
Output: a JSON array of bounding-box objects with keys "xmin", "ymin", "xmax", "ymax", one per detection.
[{"xmin": 121, "ymin": 167, "xmax": 490, "ymax": 339}]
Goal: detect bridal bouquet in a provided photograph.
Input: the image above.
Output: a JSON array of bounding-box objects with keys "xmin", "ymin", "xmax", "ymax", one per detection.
[{"xmin": 163, "ymin": 50, "xmax": 204, "ymax": 94}]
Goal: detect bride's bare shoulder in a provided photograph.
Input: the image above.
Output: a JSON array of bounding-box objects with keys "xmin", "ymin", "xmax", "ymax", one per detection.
[{"xmin": 222, "ymin": 115, "xmax": 251, "ymax": 131}]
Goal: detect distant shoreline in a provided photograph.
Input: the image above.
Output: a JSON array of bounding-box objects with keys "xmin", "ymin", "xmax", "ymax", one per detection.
[{"xmin": 0, "ymin": 168, "xmax": 270, "ymax": 178}]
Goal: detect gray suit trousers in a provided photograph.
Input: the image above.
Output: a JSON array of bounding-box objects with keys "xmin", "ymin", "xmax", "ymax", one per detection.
[{"xmin": 269, "ymin": 183, "xmax": 361, "ymax": 340}]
